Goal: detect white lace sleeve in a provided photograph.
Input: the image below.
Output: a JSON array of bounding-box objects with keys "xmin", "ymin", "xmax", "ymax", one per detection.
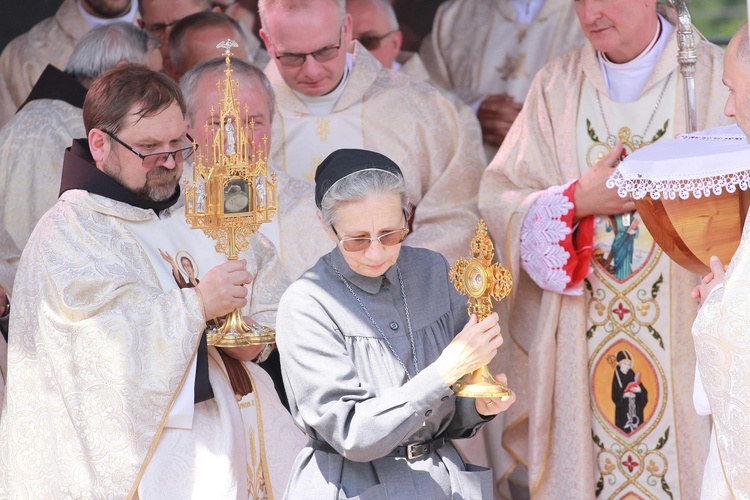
[{"xmin": 520, "ymin": 184, "xmax": 581, "ymax": 295}]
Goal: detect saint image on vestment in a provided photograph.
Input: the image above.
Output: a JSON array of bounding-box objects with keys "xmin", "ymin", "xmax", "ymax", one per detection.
[
  {"xmin": 592, "ymin": 210, "xmax": 654, "ymax": 282},
  {"xmin": 160, "ymin": 249, "xmax": 200, "ymax": 289},
  {"xmin": 603, "ymin": 212, "xmax": 639, "ymax": 280},
  {"xmin": 223, "ymin": 178, "xmax": 250, "ymax": 214},
  {"xmin": 611, "ymin": 349, "xmax": 648, "ymax": 435}
]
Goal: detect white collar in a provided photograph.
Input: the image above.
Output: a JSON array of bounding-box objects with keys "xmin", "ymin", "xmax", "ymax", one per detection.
[
  {"xmin": 512, "ymin": 0, "xmax": 545, "ymax": 24},
  {"xmin": 77, "ymin": 0, "xmax": 139, "ymax": 30},
  {"xmin": 597, "ymin": 14, "xmax": 674, "ymax": 103},
  {"xmin": 294, "ymin": 53, "xmax": 354, "ymax": 116}
]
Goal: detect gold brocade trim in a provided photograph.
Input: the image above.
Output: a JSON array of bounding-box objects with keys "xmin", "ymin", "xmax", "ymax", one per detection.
[
  {"xmin": 127, "ymin": 325, "xmax": 204, "ymax": 499},
  {"xmin": 278, "ymin": 111, "xmax": 288, "ymax": 174},
  {"xmin": 243, "ymin": 364, "xmax": 274, "ymax": 500},
  {"xmin": 505, "ymin": 211, "xmax": 528, "ymax": 356},
  {"xmin": 530, "ymin": 407, "xmax": 553, "ymax": 496},
  {"xmin": 501, "ymin": 411, "xmax": 530, "ymax": 469}
]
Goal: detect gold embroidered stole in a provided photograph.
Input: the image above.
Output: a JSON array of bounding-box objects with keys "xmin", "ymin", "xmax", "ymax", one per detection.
[{"xmin": 576, "ymin": 75, "xmax": 686, "ymax": 499}]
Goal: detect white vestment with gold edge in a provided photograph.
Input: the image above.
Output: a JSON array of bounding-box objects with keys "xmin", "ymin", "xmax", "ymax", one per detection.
[{"xmin": 0, "ymin": 190, "xmax": 304, "ymax": 498}]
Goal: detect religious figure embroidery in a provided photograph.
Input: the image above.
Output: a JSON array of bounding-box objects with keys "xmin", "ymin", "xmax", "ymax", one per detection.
[
  {"xmin": 601, "ymin": 212, "xmax": 639, "ymax": 280},
  {"xmin": 611, "ymin": 349, "xmax": 648, "ymax": 435},
  {"xmin": 160, "ymin": 249, "xmax": 200, "ymax": 289}
]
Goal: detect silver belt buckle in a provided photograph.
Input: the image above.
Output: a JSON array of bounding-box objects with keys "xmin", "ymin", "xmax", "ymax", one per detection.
[{"xmin": 406, "ymin": 442, "xmax": 429, "ymax": 460}]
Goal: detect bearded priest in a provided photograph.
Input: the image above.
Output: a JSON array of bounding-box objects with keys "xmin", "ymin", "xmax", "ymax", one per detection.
[{"xmin": 0, "ymin": 65, "xmax": 303, "ymax": 498}]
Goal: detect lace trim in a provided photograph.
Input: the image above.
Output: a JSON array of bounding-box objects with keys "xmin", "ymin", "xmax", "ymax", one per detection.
[
  {"xmin": 520, "ymin": 185, "xmax": 573, "ymax": 293},
  {"xmin": 607, "ymin": 169, "xmax": 750, "ymax": 200}
]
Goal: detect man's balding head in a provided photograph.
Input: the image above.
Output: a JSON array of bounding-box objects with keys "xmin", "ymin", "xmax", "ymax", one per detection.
[
  {"xmin": 346, "ymin": 0, "xmax": 401, "ymax": 69},
  {"xmin": 724, "ymin": 24, "xmax": 750, "ymax": 135},
  {"xmin": 259, "ymin": 0, "xmax": 353, "ymax": 97},
  {"xmin": 169, "ymin": 11, "xmax": 249, "ymax": 80}
]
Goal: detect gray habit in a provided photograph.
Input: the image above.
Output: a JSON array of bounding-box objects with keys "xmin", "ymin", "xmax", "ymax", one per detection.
[{"xmin": 277, "ymin": 246, "xmax": 494, "ymax": 499}]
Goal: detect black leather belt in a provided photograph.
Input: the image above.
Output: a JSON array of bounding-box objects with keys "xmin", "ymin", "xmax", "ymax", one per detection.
[{"xmin": 308, "ymin": 435, "xmax": 448, "ymax": 460}]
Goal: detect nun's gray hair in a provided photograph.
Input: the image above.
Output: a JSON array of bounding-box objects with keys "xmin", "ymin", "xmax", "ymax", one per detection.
[{"xmin": 320, "ymin": 168, "xmax": 411, "ymax": 227}]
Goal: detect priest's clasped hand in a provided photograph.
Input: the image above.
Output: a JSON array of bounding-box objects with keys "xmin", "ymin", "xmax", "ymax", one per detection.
[
  {"xmin": 574, "ymin": 140, "xmax": 636, "ymax": 222},
  {"xmin": 196, "ymin": 259, "xmax": 254, "ymax": 321},
  {"xmin": 477, "ymin": 94, "xmax": 524, "ymax": 147}
]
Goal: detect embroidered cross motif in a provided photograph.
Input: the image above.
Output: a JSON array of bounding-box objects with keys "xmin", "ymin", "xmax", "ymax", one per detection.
[
  {"xmin": 613, "ymin": 302, "xmax": 630, "ymax": 321},
  {"xmin": 622, "ymin": 454, "xmax": 639, "ymax": 473}
]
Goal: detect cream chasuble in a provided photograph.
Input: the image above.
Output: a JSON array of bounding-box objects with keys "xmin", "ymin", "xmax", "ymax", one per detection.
[
  {"xmin": 266, "ymin": 43, "xmax": 486, "ymax": 280},
  {"xmin": 419, "ymin": 0, "xmax": 586, "ymax": 158},
  {"xmin": 0, "ymin": 191, "xmax": 303, "ymax": 498},
  {"xmin": 476, "ymin": 12, "xmax": 730, "ymax": 498},
  {"xmin": 0, "ymin": 226, "xmax": 19, "ymax": 414},
  {"xmin": 0, "ymin": 99, "xmax": 85, "ymax": 249}
]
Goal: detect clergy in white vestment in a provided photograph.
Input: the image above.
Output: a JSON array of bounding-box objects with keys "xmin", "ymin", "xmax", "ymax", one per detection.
[
  {"xmin": 0, "ymin": 0, "xmax": 140, "ymax": 129},
  {"xmin": 0, "ymin": 22, "xmax": 162, "ymax": 252},
  {"xmin": 180, "ymin": 55, "xmax": 310, "ymax": 408},
  {"xmin": 0, "ymin": 65, "xmax": 304, "ymax": 499},
  {"xmin": 0, "ymin": 226, "xmax": 20, "ymax": 411},
  {"xmin": 478, "ymin": 1, "xmax": 731, "ymax": 498},
  {"xmin": 345, "ymin": 0, "xmax": 468, "ymax": 115},
  {"xmin": 420, "ymin": 0, "xmax": 586, "ymax": 158},
  {"xmin": 258, "ymin": 0, "xmax": 486, "ymax": 280},
  {"xmin": 691, "ymin": 24, "xmax": 750, "ymax": 500}
]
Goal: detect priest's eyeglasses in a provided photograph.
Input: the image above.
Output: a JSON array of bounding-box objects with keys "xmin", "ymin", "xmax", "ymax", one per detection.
[
  {"xmin": 104, "ymin": 131, "xmax": 195, "ymax": 169},
  {"xmin": 330, "ymin": 223, "xmax": 409, "ymax": 252},
  {"xmin": 357, "ymin": 30, "xmax": 399, "ymax": 51},
  {"xmin": 274, "ymin": 27, "xmax": 343, "ymax": 68}
]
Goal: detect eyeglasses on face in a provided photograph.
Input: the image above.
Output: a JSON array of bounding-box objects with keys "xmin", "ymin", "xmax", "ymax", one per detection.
[
  {"xmin": 274, "ymin": 27, "xmax": 344, "ymax": 68},
  {"xmin": 103, "ymin": 130, "xmax": 195, "ymax": 169},
  {"xmin": 330, "ymin": 221, "xmax": 409, "ymax": 252},
  {"xmin": 357, "ymin": 30, "xmax": 398, "ymax": 51}
]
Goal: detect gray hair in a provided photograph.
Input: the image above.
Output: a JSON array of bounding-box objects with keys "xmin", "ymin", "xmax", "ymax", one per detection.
[
  {"xmin": 259, "ymin": 0, "xmax": 345, "ymax": 31},
  {"xmin": 180, "ymin": 56, "xmax": 276, "ymax": 126},
  {"xmin": 320, "ymin": 169, "xmax": 410, "ymax": 227},
  {"xmin": 65, "ymin": 22, "xmax": 159, "ymax": 84}
]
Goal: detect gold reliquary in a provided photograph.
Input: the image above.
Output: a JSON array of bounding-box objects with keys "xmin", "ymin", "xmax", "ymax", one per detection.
[{"xmin": 183, "ymin": 39, "xmax": 277, "ymax": 347}]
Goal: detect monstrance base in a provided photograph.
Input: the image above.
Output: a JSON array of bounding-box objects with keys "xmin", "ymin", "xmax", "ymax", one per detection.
[
  {"xmin": 206, "ymin": 308, "xmax": 276, "ymax": 347},
  {"xmin": 453, "ymin": 366, "xmax": 510, "ymax": 398}
]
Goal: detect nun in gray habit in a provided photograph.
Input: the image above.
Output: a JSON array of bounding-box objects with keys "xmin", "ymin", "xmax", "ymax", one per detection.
[{"xmin": 276, "ymin": 149, "xmax": 515, "ymax": 499}]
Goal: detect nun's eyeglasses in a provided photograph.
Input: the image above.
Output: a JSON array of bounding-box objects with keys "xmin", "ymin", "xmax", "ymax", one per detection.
[{"xmin": 330, "ymin": 225, "xmax": 409, "ymax": 252}]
